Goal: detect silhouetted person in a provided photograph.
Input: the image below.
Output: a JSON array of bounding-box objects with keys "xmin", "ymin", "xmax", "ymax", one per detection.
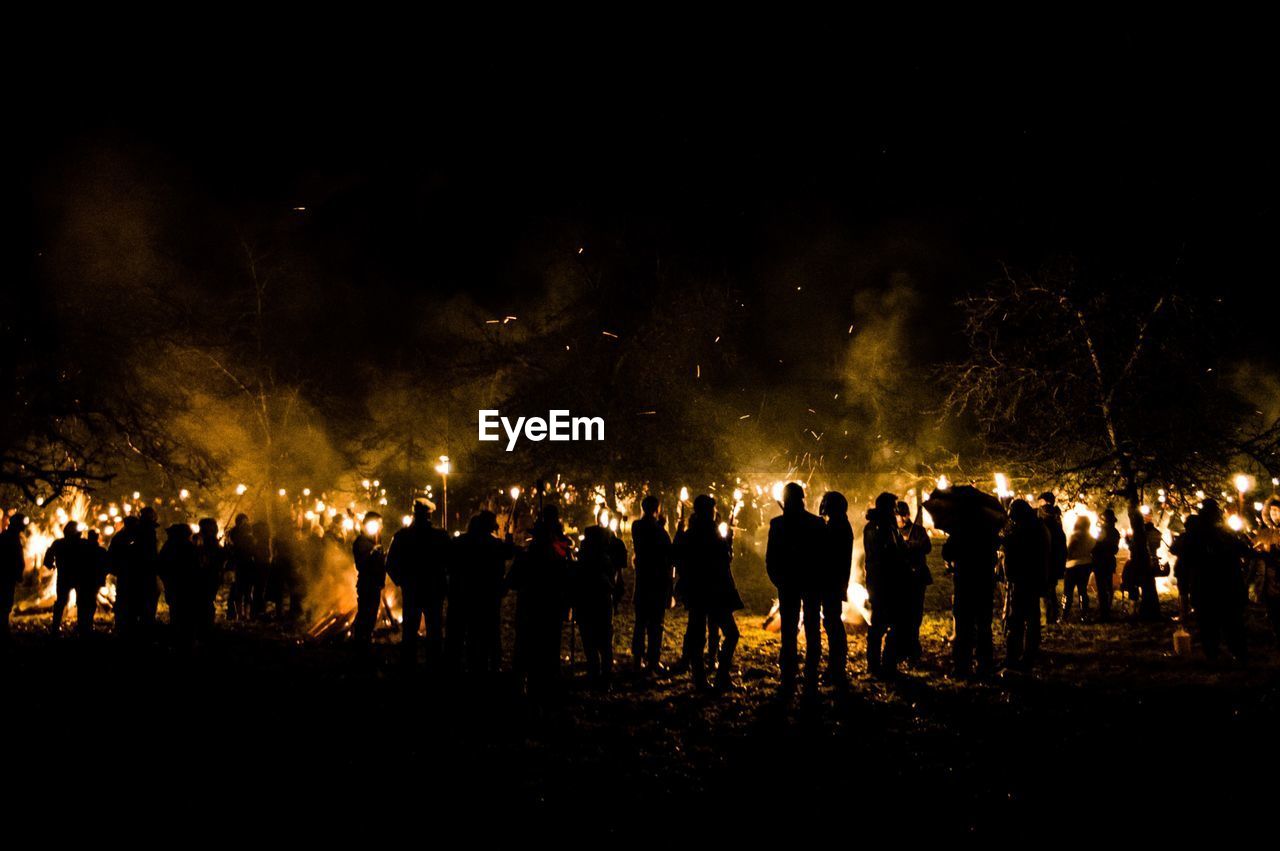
[
  {"xmin": 1178, "ymin": 500, "xmax": 1248, "ymax": 660},
  {"xmin": 863, "ymin": 492, "xmax": 908, "ymax": 679},
  {"xmin": 1063, "ymin": 515, "xmax": 1093, "ymax": 620},
  {"xmin": 158, "ymin": 523, "xmax": 198, "ymax": 644},
  {"xmin": 944, "ymin": 515, "xmax": 1000, "ymax": 677},
  {"xmin": 111, "ymin": 508, "xmax": 159, "ymax": 637},
  {"xmin": 1, "ymin": 514, "xmax": 30, "ymax": 641},
  {"xmin": 766, "ymin": 482, "xmax": 826, "ymax": 694},
  {"xmin": 1002, "ymin": 500, "xmax": 1049, "ymax": 671},
  {"xmin": 194, "ymin": 518, "xmax": 225, "ymax": 635},
  {"xmin": 573, "ymin": 521, "xmax": 627, "ymax": 688},
  {"xmin": 46, "ymin": 521, "xmax": 99, "ymax": 636},
  {"xmin": 896, "ymin": 500, "xmax": 932, "ymax": 663},
  {"xmin": 1172, "ymin": 514, "xmax": 1200, "ymax": 619},
  {"xmin": 674, "ymin": 495, "xmax": 742, "ymax": 692},
  {"xmin": 386, "ymin": 500, "xmax": 452, "ymax": 668},
  {"xmin": 1256, "ymin": 497, "xmax": 1280, "ymax": 640},
  {"xmin": 817, "ymin": 492, "xmax": 853, "ymax": 689},
  {"xmin": 250, "ymin": 520, "xmax": 271, "ymax": 619},
  {"xmin": 352, "ymin": 512, "xmax": 386, "ymax": 647},
  {"xmin": 630, "ymin": 496, "xmax": 674, "ymax": 673},
  {"xmin": 449, "ymin": 511, "xmax": 514, "ymax": 674},
  {"xmin": 227, "ymin": 513, "xmax": 256, "ymax": 621},
  {"xmin": 1037, "ymin": 493, "xmax": 1066, "ymax": 625},
  {"xmin": 508, "ymin": 506, "xmax": 571, "ymax": 702},
  {"xmin": 1092, "ymin": 510, "xmax": 1120, "ymax": 622}
]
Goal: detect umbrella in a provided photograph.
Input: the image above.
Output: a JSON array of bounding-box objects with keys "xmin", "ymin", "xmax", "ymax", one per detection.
[{"xmin": 923, "ymin": 485, "xmax": 1007, "ymax": 534}]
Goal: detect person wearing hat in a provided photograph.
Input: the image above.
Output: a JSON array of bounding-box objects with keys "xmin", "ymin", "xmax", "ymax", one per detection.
[
  {"xmin": 1091, "ymin": 509, "xmax": 1121, "ymax": 622},
  {"xmin": 1, "ymin": 513, "xmax": 31, "ymax": 640},
  {"xmin": 896, "ymin": 500, "xmax": 933, "ymax": 664}
]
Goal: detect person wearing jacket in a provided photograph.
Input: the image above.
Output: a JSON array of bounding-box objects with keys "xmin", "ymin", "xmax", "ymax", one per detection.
[
  {"xmin": 158, "ymin": 523, "xmax": 199, "ymax": 645},
  {"xmin": 944, "ymin": 517, "xmax": 1000, "ymax": 678},
  {"xmin": 630, "ymin": 496, "xmax": 674, "ymax": 673},
  {"xmin": 817, "ymin": 492, "xmax": 854, "ymax": 690},
  {"xmin": 675, "ymin": 495, "xmax": 743, "ymax": 692},
  {"xmin": 351, "ymin": 512, "xmax": 386, "ymax": 647},
  {"xmin": 896, "ymin": 500, "xmax": 933, "ymax": 664},
  {"xmin": 1092, "ymin": 510, "xmax": 1121, "ymax": 623},
  {"xmin": 1037, "ymin": 493, "xmax": 1067, "ymax": 625},
  {"xmin": 385, "ymin": 500, "xmax": 451, "ymax": 669},
  {"xmin": 766, "ymin": 482, "xmax": 827, "ymax": 694},
  {"xmin": 1002, "ymin": 499, "xmax": 1050, "ymax": 670},
  {"xmin": 863, "ymin": 492, "xmax": 908, "ymax": 679},
  {"xmin": 449, "ymin": 511, "xmax": 515, "ymax": 675},
  {"xmin": 1, "ymin": 514, "xmax": 28, "ymax": 641},
  {"xmin": 508, "ymin": 506, "xmax": 571, "ymax": 702},
  {"xmin": 1177, "ymin": 500, "xmax": 1249, "ymax": 660},
  {"xmin": 573, "ymin": 520, "xmax": 628, "ymax": 688},
  {"xmin": 1063, "ymin": 515, "xmax": 1094, "ymax": 620}
]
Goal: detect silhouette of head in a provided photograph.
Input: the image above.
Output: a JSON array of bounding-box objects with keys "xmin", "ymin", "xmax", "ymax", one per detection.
[
  {"xmin": 235, "ymin": 513, "xmax": 249, "ymax": 527},
  {"xmin": 63, "ymin": 521, "xmax": 81, "ymax": 539},
  {"xmin": 1199, "ymin": 499, "xmax": 1221, "ymax": 522},
  {"xmin": 641, "ymin": 495, "xmax": 659, "ymax": 516},
  {"xmin": 140, "ymin": 506, "xmax": 158, "ymax": 525},
  {"xmin": 819, "ymin": 491, "xmax": 849, "ymax": 519},
  {"xmin": 413, "ymin": 501, "xmax": 432, "ymax": 526},
  {"xmin": 8, "ymin": 513, "xmax": 29, "ymax": 533},
  {"xmin": 1038, "ymin": 491, "xmax": 1056, "ymax": 507},
  {"xmin": 1074, "ymin": 515, "xmax": 1091, "ymax": 532},
  {"xmin": 874, "ymin": 492, "xmax": 897, "ymax": 517},
  {"xmin": 166, "ymin": 523, "xmax": 191, "ymax": 541},
  {"xmin": 1101, "ymin": 508, "xmax": 1117, "ymax": 524},
  {"xmin": 692, "ymin": 494, "xmax": 716, "ymax": 520},
  {"xmin": 123, "ymin": 515, "xmax": 140, "ymax": 531},
  {"xmin": 199, "ymin": 518, "xmax": 219, "ymax": 538},
  {"xmin": 782, "ymin": 482, "xmax": 805, "ymax": 512},
  {"xmin": 468, "ymin": 510, "xmax": 498, "ymax": 537},
  {"xmin": 1010, "ymin": 499, "xmax": 1036, "ymax": 525},
  {"xmin": 87, "ymin": 529, "xmax": 99, "ymax": 544}
]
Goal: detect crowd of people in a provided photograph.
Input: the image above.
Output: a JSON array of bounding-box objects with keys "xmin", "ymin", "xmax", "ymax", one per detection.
[{"xmin": 2, "ymin": 483, "xmax": 1279, "ymax": 701}]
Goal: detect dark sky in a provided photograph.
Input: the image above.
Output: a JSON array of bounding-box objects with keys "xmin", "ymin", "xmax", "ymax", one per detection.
[{"xmin": 24, "ymin": 42, "xmax": 1279, "ymax": 369}]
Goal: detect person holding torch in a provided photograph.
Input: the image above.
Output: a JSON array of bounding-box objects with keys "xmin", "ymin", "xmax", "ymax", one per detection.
[{"xmin": 352, "ymin": 512, "xmax": 386, "ymax": 647}]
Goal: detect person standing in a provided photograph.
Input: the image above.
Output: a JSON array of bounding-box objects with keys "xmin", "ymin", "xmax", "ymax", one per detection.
[
  {"xmin": 1255, "ymin": 496, "xmax": 1280, "ymax": 641},
  {"xmin": 385, "ymin": 501, "xmax": 451, "ymax": 669},
  {"xmin": 351, "ymin": 512, "xmax": 386, "ymax": 647},
  {"xmin": 944, "ymin": 515, "xmax": 1000, "ymax": 678},
  {"xmin": 674, "ymin": 495, "xmax": 742, "ymax": 692},
  {"xmin": 863, "ymin": 492, "xmax": 907, "ymax": 679},
  {"xmin": 158, "ymin": 523, "xmax": 198, "ymax": 644},
  {"xmin": 227, "ymin": 514, "xmax": 256, "ymax": 621},
  {"xmin": 1037, "ymin": 493, "xmax": 1066, "ymax": 625},
  {"xmin": 817, "ymin": 492, "xmax": 854, "ymax": 689},
  {"xmin": 630, "ymin": 496, "xmax": 674, "ymax": 674},
  {"xmin": 1, "ymin": 514, "xmax": 30, "ymax": 641},
  {"xmin": 1002, "ymin": 500, "xmax": 1049, "ymax": 671},
  {"xmin": 896, "ymin": 500, "xmax": 933, "ymax": 664},
  {"xmin": 508, "ymin": 506, "xmax": 571, "ymax": 702},
  {"xmin": 449, "ymin": 511, "xmax": 514, "ymax": 675},
  {"xmin": 1062, "ymin": 515, "xmax": 1094, "ymax": 621},
  {"xmin": 1177, "ymin": 500, "xmax": 1249, "ymax": 660},
  {"xmin": 572, "ymin": 520, "xmax": 627, "ymax": 688},
  {"xmin": 193, "ymin": 518, "xmax": 225, "ymax": 636},
  {"xmin": 765, "ymin": 482, "xmax": 826, "ymax": 694},
  {"xmin": 1092, "ymin": 510, "xmax": 1121, "ymax": 623},
  {"xmin": 45, "ymin": 521, "xmax": 96, "ymax": 637}
]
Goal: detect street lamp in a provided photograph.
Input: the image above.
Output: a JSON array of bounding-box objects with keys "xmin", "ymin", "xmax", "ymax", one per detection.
[{"xmin": 435, "ymin": 455, "xmax": 451, "ymax": 531}]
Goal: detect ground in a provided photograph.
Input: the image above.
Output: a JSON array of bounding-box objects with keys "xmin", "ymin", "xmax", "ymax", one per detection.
[{"xmin": 5, "ymin": 555, "xmax": 1279, "ymax": 841}]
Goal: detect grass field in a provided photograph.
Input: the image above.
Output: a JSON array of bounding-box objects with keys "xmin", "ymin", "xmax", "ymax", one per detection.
[{"xmin": 4, "ymin": 552, "xmax": 1278, "ymax": 842}]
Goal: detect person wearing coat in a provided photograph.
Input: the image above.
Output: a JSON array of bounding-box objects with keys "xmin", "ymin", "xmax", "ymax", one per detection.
[
  {"xmin": 863, "ymin": 492, "xmax": 908, "ymax": 678},
  {"xmin": 1037, "ymin": 493, "xmax": 1067, "ymax": 625},
  {"xmin": 1002, "ymin": 500, "xmax": 1050, "ymax": 670},
  {"xmin": 1091, "ymin": 510, "xmax": 1121, "ymax": 623},
  {"xmin": 508, "ymin": 506, "xmax": 571, "ymax": 702},
  {"xmin": 896, "ymin": 500, "xmax": 933, "ymax": 663},
  {"xmin": 943, "ymin": 517, "xmax": 1000, "ymax": 678},
  {"xmin": 1177, "ymin": 500, "xmax": 1249, "ymax": 660},
  {"xmin": 572, "ymin": 521, "xmax": 628, "ymax": 688},
  {"xmin": 1063, "ymin": 515, "xmax": 1094, "ymax": 620},
  {"xmin": 629, "ymin": 496, "xmax": 674, "ymax": 673},
  {"xmin": 385, "ymin": 500, "xmax": 452, "ymax": 669},
  {"xmin": 1, "ymin": 514, "xmax": 29, "ymax": 641},
  {"xmin": 765, "ymin": 482, "xmax": 827, "ymax": 693},
  {"xmin": 449, "ymin": 511, "xmax": 515, "ymax": 675},
  {"xmin": 351, "ymin": 512, "xmax": 386, "ymax": 647},
  {"xmin": 158, "ymin": 523, "xmax": 199, "ymax": 644},
  {"xmin": 674, "ymin": 495, "xmax": 743, "ymax": 692},
  {"xmin": 817, "ymin": 492, "xmax": 854, "ymax": 689}
]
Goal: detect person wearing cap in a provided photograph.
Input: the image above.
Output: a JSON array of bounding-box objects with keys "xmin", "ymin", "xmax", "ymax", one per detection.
[
  {"xmin": 896, "ymin": 500, "xmax": 933, "ymax": 664},
  {"xmin": 351, "ymin": 511, "xmax": 386, "ymax": 647},
  {"xmin": 1037, "ymin": 492, "xmax": 1066, "ymax": 625},
  {"xmin": 1, "ymin": 513, "xmax": 30, "ymax": 640}
]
